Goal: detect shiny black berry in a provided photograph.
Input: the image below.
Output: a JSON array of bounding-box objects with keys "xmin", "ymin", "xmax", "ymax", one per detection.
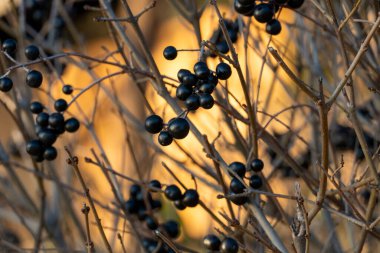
[
  {"xmin": 24, "ymin": 45, "xmax": 40, "ymax": 60},
  {"xmin": 26, "ymin": 70, "xmax": 43, "ymax": 88},
  {"xmin": 36, "ymin": 112, "xmax": 49, "ymax": 127},
  {"xmin": 185, "ymin": 94, "xmax": 200, "ymax": 111},
  {"xmin": 49, "ymin": 112, "xmax": 64, "ymax": 129},
  {"xmin": 30, "ymin": 101, "xmax": 44, "ymax": 114},
  {"xmin": 203, "ymin": 234, "xmax": 221, "ymax": 251},
  {"xmin": 145, "ymin": 115, "xmax": 163, "ymax": 134},
  {"xmin": 199, "ymin": 83, "xmax": 215, "ymax": 94},
  {"xmin": 194, "ymin": 62, "xmax": 210, "ymax": 80},
  {"xmin": 168, "ymin": 118, "xmax": 190, "ymax": 139},
  {"xmin": 145, "ymin": 216, "xmax": 159, "ymax": 230},
  {"xmin": 174, "ymin": 199, "xmax": 186, "ymax": 210},
  {"xmin": 234, "ymin": 0, "xmax": 255, "ymax": 16},
  {"xmin": 220, "ymin": 237, "xmax": 239, "ymax": 253},
  {"xmin": 266, "ymin": 19, "xmax": 282, "ymax": 35},
  {"xmin": 228, "ymin": 161, "xmax": 246, "ymax": 178},
  {"xmin": 250, "ymin": 158, "xmax": 264, "ymax": 172},
  {"xmin": 26, "ymin": 139, "xmax": 44, "ymax": 156},
  {"xmin": 216, "ymin": 62, "xmax": 232, "ymax": 80},
  {"xmin": 148, "ymin": 180, "xmax": 161, "ymax": 192},
  {"xmin": 199, "ymin": 93, "xmax": 214, "ymax": 109},
  {"xmin": 182, "ymin": 189, "xmax": 199, "ymax": 207},
  {"xmin": 158, "ymin": 131, "xmax": 173, "ymax": 146},
  {"xmin": 65, "ymin": 118, "xmax": 80, "ymax": 132},
  {"xmin": 177, "ymin": 69, "xmax": 191, "ymax": 82},
  {"xmin": 62, "ymin": 84, "xmax": 73, "ymax": 95},
  {"xmin": 230, "ymin": 178, "xmax": 245, "ymax": 193},
  {"xmin": 130, "ymin": 184, "xmax": 142, "ymax": 198},
  {"xmin": 54, "ymin": 99, "xmax": 68, "ymax": 112},
  {"xmin": 163, "ymin": 220, "xmax": 180, "ymax": 239},
  {"xmin": 0, "ymin": 77, "xmax": 13, "ymax": 92},
  {"xmin": 176, "ymin": 84, "xmax": 192, "ymax": 101},
  {"xmin": 182, "ymin": 73, "xmax": 198, "ymax": 87},
  {"xmin": 164, "ymin": 185, "xmax": 182, "ymax": 201},
  {"xmin": 216, "ymin": 40, "xmax": 229, "ymax": 54},
  {"xmin": 125, "ymin": 199, "xmax": 138, "ymax": 214},
  {"xmin": 249, "ymin": 175, "xmax": 263, "ymax": 189},
  {"xmin": 253, "ymin": 4, "xmax": 274, "ymax": 23},
  {"xmin": 163, "ymin": 46, "xmax": 177, "ymax": 60},
  {"xmin": 287, "ymin": 0, "xmax": 304, "ymax": 9},
  {"xmin": 2, "ymin": 39, "xmax": 16, "ymax": 54},
  {"xmin": 38, "ymin": 129, "xmax": 57, "ymax": 146},
  {"xmin": 43, "ymin": 146, "xmax": 57, "ymax": 161}
]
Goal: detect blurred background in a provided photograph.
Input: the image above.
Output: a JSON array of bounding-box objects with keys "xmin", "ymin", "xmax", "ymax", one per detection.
[{"xmin": 0, "ymin": 0, "xmax": 379, "ymax": 252}]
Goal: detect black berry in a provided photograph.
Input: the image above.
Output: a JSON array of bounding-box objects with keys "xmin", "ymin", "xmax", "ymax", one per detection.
[
  {"xmin": 145, "ymin": 216, "xmax": 159, "ymax": 230},
  {"xmin": 49, "ymin": 112, "xmax": 64, "ymax": 129},
  {"xmin": 24, "ymin": 45, "xmax": 40, "ymax": 60},
  {"xmin": 234, "ymin": 0, "xmax": 255, "ymax": 16},
  {"xmin": 158, "ymin": 131, "xmax": 173, "ymax": 146},
  {"xmin": 182, "ymin": 73, "xmax": 198, "ymax": 87},
  {"xmin": 199, "ymin": 93, "xmax": 214, "ymax": 109},
  {"xmin": 266, "ymin": 19, "xmax": 282, "ymax": 35},
  {"xmin": 2, "ymin": 39, "xmax": 16, "ymax": 54},
  {"xmin": 30, "ymin": 101, "xmax": 44, "ymax": 114},
  {"xmin": 26, "ymin": 70, "xmax": 43, "ymax": 88},
  {"xmin": 0, "ymin": 77, "xmax": 13, "ymax": 92},
  {"xmin": 168, "ymin": 118, "xmax": 190, "ymax": 139},
  {"xmin": 164, "ymin": 185, "xmax": 182, "ymax": 201},
  {"xmin": 26, "ymin": 139, "xmax": 44, "ymax": 156},
  {"xmin": 163, "ymin": 220, "xmax": 180, "ymax": 239},
  {"xmin": 253, "ymin": 4, "xmax": 274, "ymax": 23},
  {"xmin": 228, "ymin": 161, "xmax": 246, "ymax": 178},
  {"xmin": 36, "ymin": 112, "xmax": 49, "ymax": 127},
  {"xmin": 38, "ymin": 129, "xmax": 57, "ymax": 146},
  {"xmin": 174, "ymin": 199, "xmax": 186, "ymax": 210},
  {"xmin": 250, "ymin": 158, "xmax": 264, "ymax": 172},
  {"xmin": 220, "ymin": 237, "xmax": 239, "ymax": 253},
  {"xmin": 203, "ymin": 234, "xmax": 221, "ymax": 251},
  {"xmin": 182, "ymin": 189, "xmax": 199, "ymax": 207},
  {"xmin": 230, "ymin": 178, "xmax": 245, "ymax": 194},
  {"xmin": 43, "ymin": 146, "xmax": 57, "ymax": 161},
  {"xmin": 148, "ymin": 180, "xmax": 161, "ymax": 192},
  {"xmin": 54, "ymin": 98, "xmax": 68, "ymax": 112},
  {"xmin": 199, "ymin": 83, "xmax": 215, "ymax": 94},
  {"xmin": 185, "ymin": 94, "xmax": 200, "ymax": 111},
  {"xmin": 62, "ymin": 84, "xmax": 73, "ymax": 95},
  {"xmin": 194, "ymin": 62, "xmax": 210, "ymax": 80},
  {"xmin": 65, "ymin": 118, "xmax": 80, "ymax": 132},
  {"xmin": 287, "ymin": 0, "xmax": 304, "ymax": 9},
  {"xmin": 177, "ymin": 69, "xmax": 191, "ymax": 82},
  {"xmin": 249, "ymin": 175, "xmax": 263, "ymax": 189},
  {"xmin": 163, "ymin": 46, "xmax": 177, "ymax": 60},
  {"xmin": 176, "ymin": 84, "xmax": 192, "ymax": 101},
  {"xmin": 145, "ymin": 115, "xmax": 163, "ymax": 134},
  {"xmin": 216, "ymin": 62, "xmax": 232, "ymax": 80}
]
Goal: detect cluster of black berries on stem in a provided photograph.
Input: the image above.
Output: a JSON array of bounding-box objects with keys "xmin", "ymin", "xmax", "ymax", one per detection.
[
  {"xmin": 234, "ymin": 0, "xmax": 305, "ymax": 35},
  {"xmin": 1, "ymin": 39, "xmax": 80, "ymax": 162}
]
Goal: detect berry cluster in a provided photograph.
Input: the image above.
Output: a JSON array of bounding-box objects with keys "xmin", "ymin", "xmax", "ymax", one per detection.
[
  {"xmin": 209, "ymin": 18, "xmax": 240, "ymax": 56},
  {"xmin": 234, "ymin": 0, "xmax": 305, "ymax": 35},
  {"xmin": 124, "ymin": 181, "xmax": 181, "ymax": 253},
  {"xmin": 164, "ymin": 184, "xmax": 200, "ymax": 210},
  {"xmin": 203, "ymin": 234, "xmax": 239, "ymax": 253},
  {"xmin": 1, "ymin": 39, "xmax": 80, "ymax": 162},
  {"xmin": 145, "ymin": 115, "xmax": 190, "ymax": 146},
  {"xmin": 228, "ymin": 159, "xmax": 264, "ymax": 206}
]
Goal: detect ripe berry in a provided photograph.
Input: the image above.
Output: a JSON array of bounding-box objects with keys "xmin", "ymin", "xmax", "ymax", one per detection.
[
  {"xmin": 182, "ymin": 189, "xmax": 199, "ymax": 207},
  {"xmin": 130, "ymin": 184, "xmax": 142, "ymax": 198},
  {"xmin": 2, "ymin": 39, "xmax": 16, "ymax": 54},
  {"xmin": 24, "ymin": 45, "xmax": 40, "ymax": 60},
  {"xmin": 163, "ymin": 220, "xmax": 180, "ymax": 239},
  {"xmin": 62, "ymin": 84, "xmax": 73, "ymax": 95},
  {"xmin": 148, "ymin": 180, "xmax": 162, "ymax": 192},
  {"xmin": 228, "ymin": 162, "xmax": 246, "ymax": 178},
  {"xmin": 43, "ymin": 146, "xmax": 57, "ymax": 161},
  {"xmin": 65, "ymin": 118, "xmax": 80, "ymax": 132},
  {"xmin": 203, "ymin": 234, "xmax": 221, "ymax": 251},
  {"xmin": 158, "ymin": 131, "xmax": 173, "ymax": 146},
  {"xmin": 230, "ymin": 178, "xmax": 245, "ymax": 193},
  {"xmin": 182, "ymin": 73, "xmax": 198, "ymax": 87},
  {"xmin": 26, "ymin": 139, "xmax": 44, "ymax": 156},
  {"xmin": 54, "ymin": 98, "xmax": 68, "ymax": 112},
  {"xmin": 249, "ymin": 175, "xmax": 263, "ymax": 189},
  {"xmin": 145, "ymin": 115, "xmax": 163, "ymax": 134},
  {"xmin": 199, "ymin": 83, "xmax": 215, "ymax": 94},
  {"xmin": 32, "ymin": 154, "xmax": 44, "ymax": 163},
  {"xmin": 194, "ymin": 62, "xmax": 210, "ymax": 80},
  {"xmin": 145, "ymin": 216, "xmax": 159, "ymax": 230},
  {"xmin": 0, "ymin": 77, "xmax": 13, "ymax": 92},
  {"xmin": 176, "ymin": 84, "xmax": 192, "ymax": 101},
  {"xmin": 266, "ymin": 19, "xmax": 282, "ymax": 35},
  {"xmin": 185, "ymin": 94, "xmax": 200, "ymax": 111},
  {"xmin": 199, "ymin": 93, "xmax": 214, "ymax": 109},
  {"xmin": 207, "ymin": 73, "xmax": 219, "ymax": 85},
  {"xmin": 216, "ymin": 62, "xmax": 232, "ymax": 80},
  {"xmin": 164, "ymin": 185, "xmax": 182, "ymax": 201},
  {"xmin": 216, "ymin": 40, "xmax": 229, "ymax": 54},
  {"xmin": 177, "ymin": 69, "xmax": 191, "ymax": 82},
  {"xmin": 275, "ymin": 0, "xmax": 288, "ymax": 4},
  {"xmin": 234, "ymin": 0, "xmax": 255, "ymax": 16},
  {"xmin": 287, "ymin": 0, "xmax": 304, "ymax": 9},
  {"xmin": 26, "ymin": 70, "xmax": 43, "ymax": 88},
  {"xmin": 49, "ymin": 112, "xmax": 64, "ymax": 129},
  {"xmin": 36, "ymin": 112, "xmax": 49, "ymax": 127},
  {"xmin": 174, "ymin": 199, "xmax": 186, "ymax": 210},
  {"xmin": 220, "ymin": 237, "xmax": 239, "ymax": 253},
  {"xmin": 38, "ymin": 129, "xmax": 57, "ymax": 146},
  {"xmin": 151, "ymin": 200, "xmax": 162, "ymax": 210},
  {"xmin": 163, "ymin": 46, "xmax": 177, "ymax": 60},
  {"xmin": 253, "ymin": 4, "xmax": 274, "ymax": 23},
  {"xmin": 168, "ymin": 118, "xmax": 190, "ymax": 139},
  {"xmin": 30, "ymin": 101, "xmax": 44, "ymax": 114},
  {"xmin": 228, "ymin": 29, "xmax": 238, "ymax": 43},
  {"xmin": 250, "ymin": 158, "xmax": 264, "ymax": 172},
  {"xmin": 125, "ymin": 199, "xmax": 138, "ymax": 214}
]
